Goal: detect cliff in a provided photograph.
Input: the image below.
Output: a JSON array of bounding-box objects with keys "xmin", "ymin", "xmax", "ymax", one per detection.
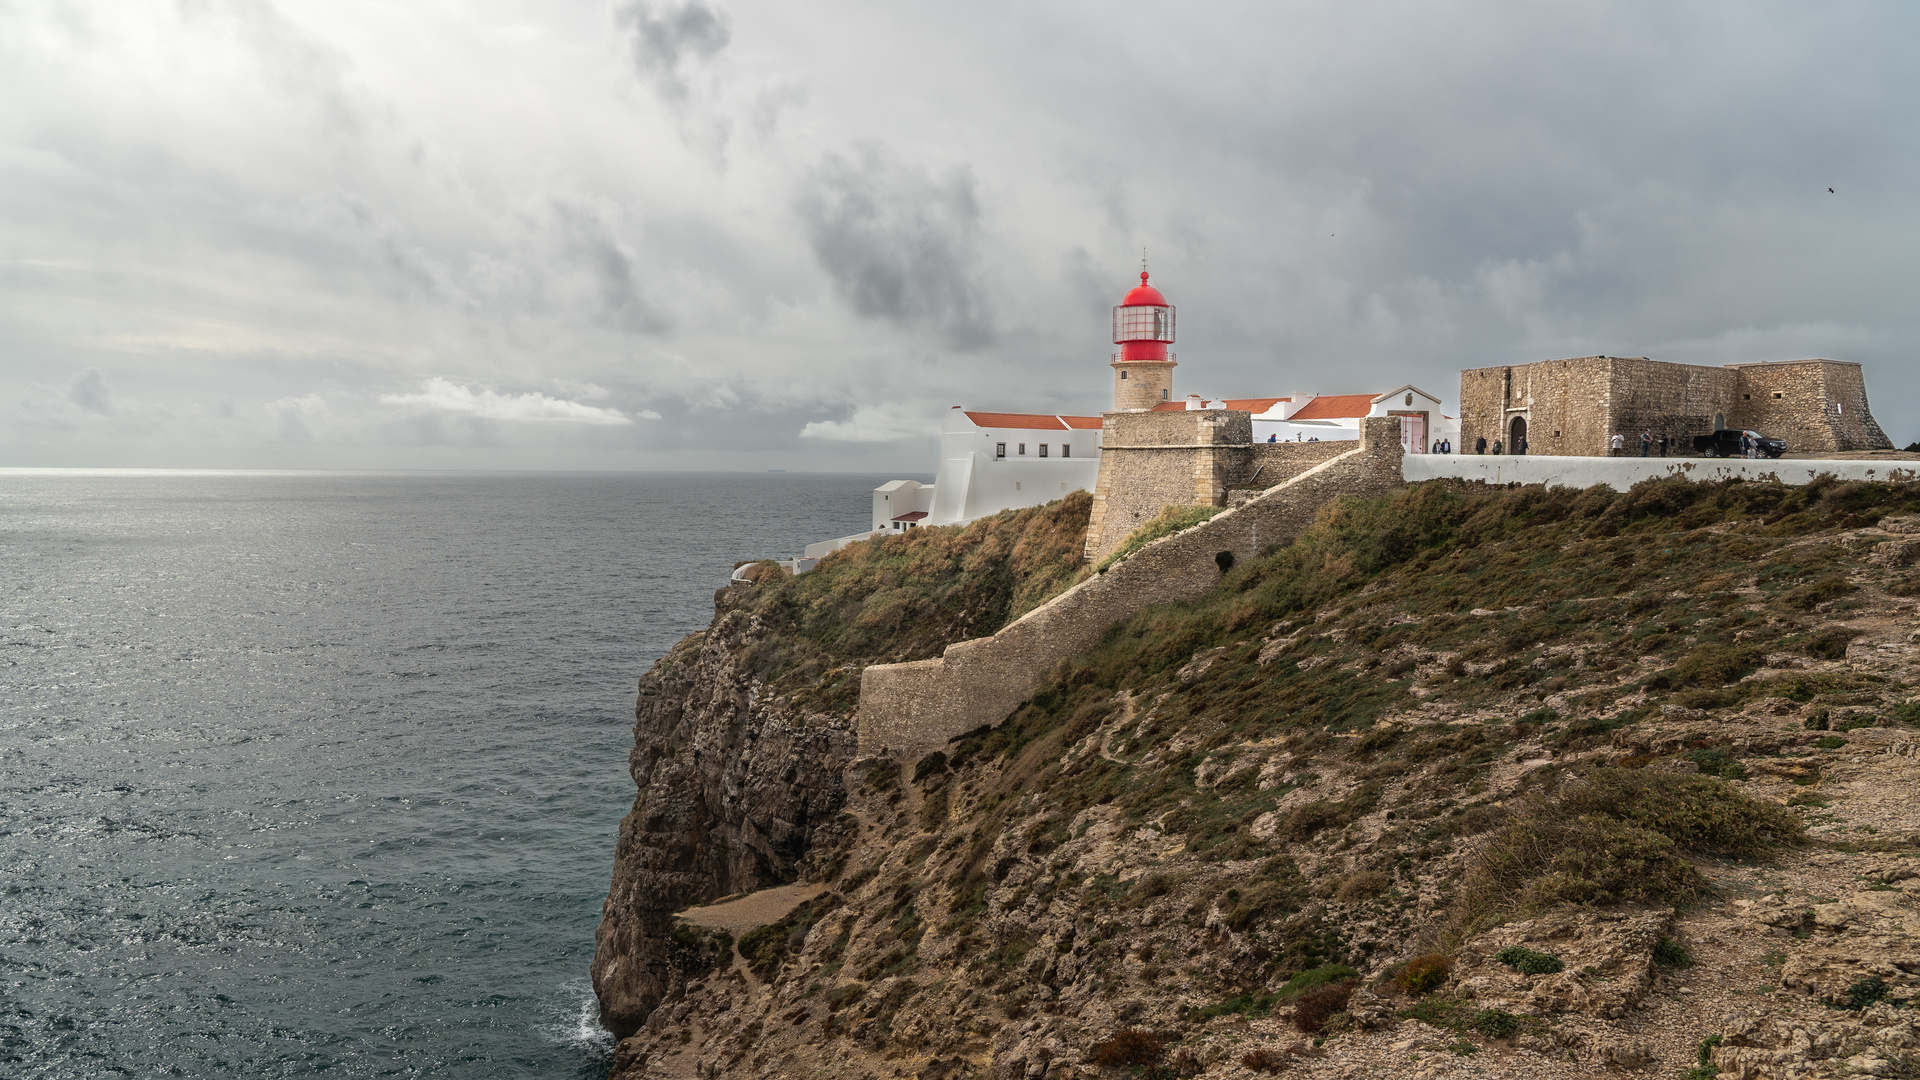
[
  {"xmin": 597, "ymin": 475, "xmax": 1920, "ymax": 1080},
  {"xmin": 593, "ymin": 493, "xmax": 1093, "ymax": 1038}
]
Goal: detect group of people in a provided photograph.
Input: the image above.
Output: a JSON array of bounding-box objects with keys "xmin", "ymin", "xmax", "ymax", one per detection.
[
  {"xmin": 1466, "ymin": 436, "xmax": 1525, "ymax": 455},
  {"xmin": 1610, "ymin": 431, "xmax": 1672, "ymax": 457}
]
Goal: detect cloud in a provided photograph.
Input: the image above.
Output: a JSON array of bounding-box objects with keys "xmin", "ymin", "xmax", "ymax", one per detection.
[
  {"xmin": 378, "ymin": 378, "xmax": 641, "ymax": 425},
  {"xmin": 65, "ymin": 367, "xmax": 113, "ymax": 414},
  {"xmin": 795, "ymin": 145, "xmax": 995, "ymax": 350},
  {"xmin": 615, "ymin": 0, "xmax": 731, "ymax": 104},
  {"xmin": 800, "ymin": 403, "xmax": 936, "ymax": 443}
]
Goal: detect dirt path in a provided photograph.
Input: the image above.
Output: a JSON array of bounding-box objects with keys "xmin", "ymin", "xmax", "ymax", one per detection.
[{"xmin": 675, "ymin": 883, "xmax": 830, "ymax": 933}]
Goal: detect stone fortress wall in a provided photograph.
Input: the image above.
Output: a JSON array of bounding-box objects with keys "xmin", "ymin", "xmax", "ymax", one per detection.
[
  {"xmin": 1730, "ymin": 360, "xmax": 1891, "ymax": 453},
  {"xmin": 1081, "ymin": 410, "xmax": 1349, "ymax": 564},
  {"xmin": 1461, "ymin": 356, "xmax": 1891, "ymax": 457},
  {"xmin": 858, "ymin": 417, "xmax": 1406, "ymax": 759}
]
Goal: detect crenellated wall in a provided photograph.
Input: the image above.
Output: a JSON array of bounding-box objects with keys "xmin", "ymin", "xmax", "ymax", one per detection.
[{"xmin": 859, "ymin": 417, "xmax": 1407, "ymax": 759}]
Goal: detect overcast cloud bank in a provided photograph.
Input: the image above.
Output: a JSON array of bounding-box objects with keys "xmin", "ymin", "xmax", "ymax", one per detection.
[{"xmin": 2, "ymin": 0, "xmax": 1916, "ymax": 469}]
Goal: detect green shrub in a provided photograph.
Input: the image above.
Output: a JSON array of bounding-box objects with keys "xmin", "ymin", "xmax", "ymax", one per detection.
[
  {"xmin": 1459, "ymin": 768, "xmax": 1804, "ymax": 928},
  {"xmin": 1653, "ymin": 936, "xmax": 1691, "ymax": 968},
  {"xmin": 738, "ymin": 923, "xmax": 789, "ymax": 980},
  {"xmin": 1806, "ymin": 626, "xmax": 1858, "ymax": 660},
  {"xmin": 1493, "ymin": 946, "xmax": 1564, "ymax": 976},
  {"xmin": 1397, "ymin": 954, "xmax": 1453, "ymax": 995},
  {"xmin": 1816, "ymin": 735, "xmax": 1847, "ymax": 750},
  {"xmin": 1274, "ymin": 963, "xmax": 1361, "ymax": 1001},
  {"xmin": 1469, "ymin": 1009, "xmax": 1520, "ymax": 1038},
  {"xmin": 1780, "ymin": 574, "xmax": 1855, "ymax": 610},
  {"xmin": 1826, "ymin": 976, "xmax": 1891, "ymax": 1010}
]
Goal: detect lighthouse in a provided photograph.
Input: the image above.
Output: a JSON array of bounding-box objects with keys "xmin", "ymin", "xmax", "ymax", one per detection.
[{"xmin": 1110, "ymin": 271, "xmax": 1176, "ymax": 411}]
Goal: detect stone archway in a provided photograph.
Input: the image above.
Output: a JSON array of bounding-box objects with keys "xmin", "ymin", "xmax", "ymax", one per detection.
[
  {"xmin": 1714, "ymin": 412, "xmax": 1725, "ymax": 432},
  {"xmin": 1509, "ymin": 415, "xmax": 1528, "ymax": 454}
]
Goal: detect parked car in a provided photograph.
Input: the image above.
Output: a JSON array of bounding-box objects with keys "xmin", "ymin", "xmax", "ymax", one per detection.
[{"xmin": 1692, "ymin": 429, "xmax": 1786, "ymax": 458}]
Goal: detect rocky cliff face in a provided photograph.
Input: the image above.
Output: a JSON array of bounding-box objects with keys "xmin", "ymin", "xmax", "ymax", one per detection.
[
  {"xmin": 593, "ymin": 496, "xmax": 1093, "ymax": 1039},
  {"xmin": 592, "ymin": 597, "xmax": 857, "ymax": 1038},
  {"xmin": 596, "ymin": 478, "xmax": 1920, "ymax": 1080}
]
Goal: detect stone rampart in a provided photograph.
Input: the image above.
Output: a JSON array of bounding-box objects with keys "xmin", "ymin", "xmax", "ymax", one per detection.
[
  {"xmin": 1460, "ymin": 356, "xmax": 1891, "ymax": 458},
  {"xmin": 1729, "ymin": 361, "xmax": 1891, "ymax": 453},
  {"xmin": 1230, "ymin": 440, "xmax": 1352, "ymax": 488},
  {"xmin": 858, "ymin": 417, "xmax": 1406, "ymax": 758}
]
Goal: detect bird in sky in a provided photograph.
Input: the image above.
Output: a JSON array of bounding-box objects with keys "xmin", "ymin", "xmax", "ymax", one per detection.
[{"xmin": 1830, "ymin": 187, "xmax": 1836, "ymax": 193}]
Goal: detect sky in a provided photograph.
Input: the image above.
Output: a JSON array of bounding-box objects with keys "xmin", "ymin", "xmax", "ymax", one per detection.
[{"xmin": 2, "ymin": 1, "xmax": 1917, "ymax": 471}]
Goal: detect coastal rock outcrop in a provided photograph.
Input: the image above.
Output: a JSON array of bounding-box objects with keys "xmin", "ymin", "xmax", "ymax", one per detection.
[{"xmin": 592, "ymin": 602, "xmax": 855, "ymax": 1037}]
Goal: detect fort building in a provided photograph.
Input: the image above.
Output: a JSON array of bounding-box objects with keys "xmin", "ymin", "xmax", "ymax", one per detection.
[{"xmin": 1460, "ymin": 356, "xmax": 1891, "ymax": 457}]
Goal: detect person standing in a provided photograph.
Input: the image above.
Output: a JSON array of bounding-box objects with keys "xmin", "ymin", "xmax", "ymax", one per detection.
[
  {"xmin": 1658, "ymin": 434, "xmax": 1669, "ymax": 457},
  {"xmin": 1640, "ymin": 430, "xmax": 1652, "ymax": 457},
  {"xmin": 1610, "ymin": 432, "xmax": 1626, "ymax": 456},
  {"xmin": 1492, "ymin": 439, "xmax": 1503, "ymax": 455},
  {"xmin": 1475, "ymin": 436, "xmax": 1487, "ymax": 455}
]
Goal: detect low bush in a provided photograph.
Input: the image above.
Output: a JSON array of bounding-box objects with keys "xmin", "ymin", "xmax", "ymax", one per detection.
[
  {"xmin": 1396, "ymin": 954, "xmax": 1453, "ymax": 995},
  {"xmin": 1240, "ymin": 1047, "xmax": 1286, "ymax": 1073},
  {"xmin": 1780, "ymin": 574, "xmax": 1855, "ymax": 610},
  {"xmin": 1827, "ymin": 976, "xmax": 1891, "ymax": 1011},
  {"xmin": 1470, "ymin": 1008, "xmax": 1520, "ymax": 1039},
  {"xmin": 1091, "ymin": 1028, "xmax": 1164, "ymax": 1067},
  {"xmin": 1291, "ymin": 979, "xmax": 1358, "ymax": 1033},
  {"xmin": 1334, "ymin": 870, "xmax": 1390, "ymax": 901},
  {"xmin": 1274, "ymin": 963, "xmax": 1361, "ymax": 1001},
  {"xmin": 1456, "ymin": 768, "xmax": 1806, "ymax": 929},
  {"xmin": 1653, "ymin": 936, "xmax": 1692, "ymax": 968},
  {"xmin": 1493, "ymin": 946, "xmax": 1564, "ymax": 976},
  {"xmin": 1098, "ymin": 504, "xmax": 1224, "ymax": 571}
]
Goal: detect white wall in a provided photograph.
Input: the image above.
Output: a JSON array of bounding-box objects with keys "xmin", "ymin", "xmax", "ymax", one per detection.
[
  {"xmin": 1405, "ymin": 454, "xmax": 1920, "ymax": 489},
  {"xmin": 872, "ymin": 479, "xmax": 935, "ymax": 532}
]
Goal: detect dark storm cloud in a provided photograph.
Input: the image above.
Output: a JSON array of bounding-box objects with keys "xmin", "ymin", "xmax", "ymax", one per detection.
[
  {"xmin": 615, "ymin": 0, "xmax": 731, "ymax": 104},
  {"xmin": 795, "ymin": 146, "xmax": 995, "ymax": 350}
]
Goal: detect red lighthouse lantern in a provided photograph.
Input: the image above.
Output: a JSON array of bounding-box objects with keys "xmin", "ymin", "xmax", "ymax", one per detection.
[{"xmin": 1110, "ymin": 271, "xmax": 1176, "ymax": 411}]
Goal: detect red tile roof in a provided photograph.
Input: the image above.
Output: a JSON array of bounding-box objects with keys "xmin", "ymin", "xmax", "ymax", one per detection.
[
  {"xmin": 892, "ymin": 511, "xmax": 928, "ymax": 522},
  {"xmin": 1286, "ymin": 394, "xmax": 1376, "ymax": 421},
  {"xmin": 962, "ymin": 411, "xmax": 1101, "ymax": 430},
  {"xmin": 1222, "ymin": 397, "xmax": 1288, "ymax": 414}
]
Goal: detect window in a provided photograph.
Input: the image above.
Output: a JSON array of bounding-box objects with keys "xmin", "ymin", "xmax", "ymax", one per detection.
[
  {"xmin": 1039, "ymin": 444, "xmax": 1048, "ymax": 457},
  {"xmin": 1162, "ymin": 389, "xmax": 1169, "ymax": 400},
  {"xmin": 995, "ymin": 442, "xmax": 1006, "ymax": 459},
  {"xmin": 1061, "ymin": 444, "xmax": 1071, "ymax": 459},
  {"xmin": 1018, "ymin": 443, "xmax": 1026, "ymax": 455},
  {"xmin": 1772, "ymin": 391, "xmax": 1783, "ymax": 400},
  {"xmin": 1405, "ymin": 393, "xmax": 1413, "ymax": 406},
  {"xmin": 1120, "ymin": 370, "xmax": 1128, "ymax": 380},
  {"xmin": 1743, "ymin": 394, "xmax": 1751, "ymax": 400}
]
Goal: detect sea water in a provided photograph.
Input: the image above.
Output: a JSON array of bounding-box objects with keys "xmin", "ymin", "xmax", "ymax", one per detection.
[{"xmin": 0, "ymin": 471, "xmax": 898, "ymax": 1078}]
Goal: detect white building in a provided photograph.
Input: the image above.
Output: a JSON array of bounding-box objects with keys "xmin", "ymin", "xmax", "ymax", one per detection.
[
  {"xmin": 1154, "ymin": 386, "xmax": 1458, "ymax": 451},
  {"xmin": 873, "ymin": 408, "xmax": 1103, "ymax": 532}
]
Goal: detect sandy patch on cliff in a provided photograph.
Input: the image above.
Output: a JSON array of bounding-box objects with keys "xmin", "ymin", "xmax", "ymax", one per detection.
[{"xmin": 676, "ymin": 883, "xmax": 830, "ymax": 933}]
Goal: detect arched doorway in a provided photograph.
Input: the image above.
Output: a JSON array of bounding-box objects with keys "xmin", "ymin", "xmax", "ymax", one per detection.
[
  {"xmin": 1509, "ymin": 415, "xmax": 1528, "ymax": 454},
  {"xmin": 1714, "ymin": 412, "xmax": 1725, "ymax": 432}
]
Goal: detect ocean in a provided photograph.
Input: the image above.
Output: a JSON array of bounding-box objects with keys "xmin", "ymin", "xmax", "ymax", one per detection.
[{"xmin": 0, "ymin": 470, "xmax": 901, "ymax": 1078}]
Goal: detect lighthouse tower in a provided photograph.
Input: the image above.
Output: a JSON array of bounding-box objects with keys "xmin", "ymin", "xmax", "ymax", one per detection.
[{"xmin": 1110, "ymin": 271, "xmax": 1176, "ymax": 410}]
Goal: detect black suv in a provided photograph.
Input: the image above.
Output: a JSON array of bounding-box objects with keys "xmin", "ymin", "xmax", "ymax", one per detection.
[{"xmin": 1692, "ymin": 429, "xmax": 1786, "ymax": 458}]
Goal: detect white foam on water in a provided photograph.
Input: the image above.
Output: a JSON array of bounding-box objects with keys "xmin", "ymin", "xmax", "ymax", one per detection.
[{"xmin": 545, "ymin": 979, "xmax": 615, "ymax": 1058}]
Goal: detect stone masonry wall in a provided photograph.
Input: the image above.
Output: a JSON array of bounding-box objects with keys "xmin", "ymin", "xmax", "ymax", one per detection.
[
  {"xmin": 1082, "ymin": 410, "xmax": 1252, "ymax": 564},
  {"xmin": 1461, "ymin": 356, "xmax": 1891, "ymax": 458},
  {"xmin": 1229, "ymin": 440, "xmax": 1352, "ymax": 489},
  {"xmin": 859, "ymin": 417, "xmax": 1406, "ymax": 759},
  {"xmin": 1606, "ymin": 357, "xmax": 1739, "ymax": 453},
  {"xmin": 1730, "ymin": 361, "xmax": 1892, "ymax": 452}
]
